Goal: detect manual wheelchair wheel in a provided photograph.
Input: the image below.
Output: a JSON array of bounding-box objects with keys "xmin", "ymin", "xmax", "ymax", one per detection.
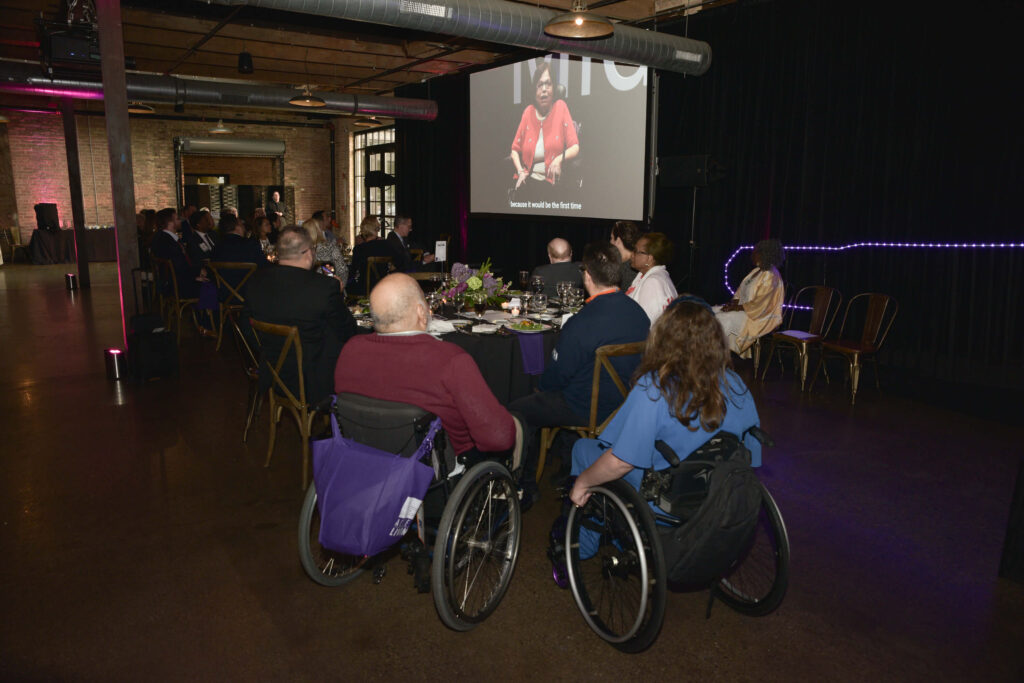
[
  {"xmin": 565, "ymin": 480, "xmax": 666, "ymax": 653},
  {"xmin": 432, "ymin": 461, "xmax": 521, "ymax": 631},
  {"xmin": 712, "ymin": 484, "xmax": 790, "ymax": 616},
  {"xmin": 298, "ymin": 483, "xmax": 368, "ymax": 587}
]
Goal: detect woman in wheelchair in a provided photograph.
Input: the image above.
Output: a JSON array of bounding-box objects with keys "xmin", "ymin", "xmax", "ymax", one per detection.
[
  {"xmin": 509, "ymin": 61, "xmax": 580, "ymax": 202},
  {"xmin": 569, "ymin": 295, "xmax": 761, "ymax": 541}
]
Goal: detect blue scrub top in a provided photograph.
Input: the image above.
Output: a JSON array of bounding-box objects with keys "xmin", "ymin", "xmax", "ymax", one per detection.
[{"xmin": 572, "ymin": 369, "xmax": 761, "ymax": 492}]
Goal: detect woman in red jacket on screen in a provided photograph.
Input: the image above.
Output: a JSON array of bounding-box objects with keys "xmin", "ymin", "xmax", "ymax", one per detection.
[{"xmin": 509, "ymin": 61, "xmax": 580, "ymax": 202}]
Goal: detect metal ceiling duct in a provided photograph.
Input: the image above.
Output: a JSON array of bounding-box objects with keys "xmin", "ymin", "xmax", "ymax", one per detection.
[
  {"xmin": 210, "ymin": 0, "xmax": 711, "ymax": 76},
  {"xmin": 0, "ymin": 61, "xmax": 438, "ymax": 120},
  {"xmin": 179, "ymin": 137, "xmax": 286, "ymax": 155}
]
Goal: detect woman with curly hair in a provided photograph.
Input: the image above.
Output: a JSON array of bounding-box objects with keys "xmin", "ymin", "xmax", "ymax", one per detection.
[
  {"xmin": 714, "ymin": 238, "xmax": 785, "ymax": 357},
  {"xmin": 570, "ymin": 295, "xmax": 762, "ymax": 512},
  {"xmin": 303, "ymin": 216, "xmax": 348, "ymax": 287}
]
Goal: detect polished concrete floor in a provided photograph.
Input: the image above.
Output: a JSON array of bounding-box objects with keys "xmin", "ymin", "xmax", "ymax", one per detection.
[{"xmin": 2, "ymin": 263, "xmax": 1022, "ymax": 681}]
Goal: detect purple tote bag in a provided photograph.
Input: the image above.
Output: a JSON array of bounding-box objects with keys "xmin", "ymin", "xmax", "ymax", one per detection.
[{"xmin": 312, "ymin": 411, "xmax": 439, "ymax": 557}]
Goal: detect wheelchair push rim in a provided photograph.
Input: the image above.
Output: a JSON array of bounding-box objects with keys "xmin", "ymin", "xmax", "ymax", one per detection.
[
  {"xmin": 432, "ymin": 461, "xmax": 522, "ymax": 631},
  {"xmin": 298, "ymin": 484, "xmax": 369, "ymax": 587},
  {"xmin": 712, "ymin": 483, "xmax": 790, "ymax": 616},
  {"xmin": 565, "ymin": 481, "xmax": 666, "ymax": 652}
]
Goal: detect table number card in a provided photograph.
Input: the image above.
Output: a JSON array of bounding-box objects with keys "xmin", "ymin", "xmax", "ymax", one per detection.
[{"xmin": 434, "ymin": 240, "xmax": 447, "ymax": 262}]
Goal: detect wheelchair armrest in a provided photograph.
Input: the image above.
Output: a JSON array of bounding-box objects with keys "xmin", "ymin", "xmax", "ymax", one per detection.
[
  {"xmin": 654, "ymin": 440, "xmax": 681, "ymax": 467},
  {"xmin": 745, "ymin": 426, "xmax": 774, "ymax": 448}
]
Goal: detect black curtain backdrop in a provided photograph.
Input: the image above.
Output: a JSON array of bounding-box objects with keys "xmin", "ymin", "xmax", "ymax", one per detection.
[{"xmin": 398, "ymin": 0, "xmax": 1024, "ymax": 402}]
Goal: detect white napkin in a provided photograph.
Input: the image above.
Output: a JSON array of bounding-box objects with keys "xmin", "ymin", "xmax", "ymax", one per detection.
[
  {"xmin": 472, "ymin": 324, "xmax": 499, "ymax": 334},
  {"xmin": 427, "ymin": 319, "xmax": 456, "ymax": 335}
]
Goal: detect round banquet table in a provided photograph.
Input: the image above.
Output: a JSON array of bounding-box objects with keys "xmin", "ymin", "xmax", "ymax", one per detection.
[{"xmin": 439, "ymin": 329, "xmax": 559, "ymax": 405}]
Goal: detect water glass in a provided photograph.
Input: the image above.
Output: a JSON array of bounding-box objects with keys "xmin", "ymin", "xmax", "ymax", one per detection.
[
  {"xmin": 530, "ymin": 293, "xmax": 548, "ymax": 312},
  {"xmin": 531, "ymin": 276, "xmax": 545, "ymax": 295}
]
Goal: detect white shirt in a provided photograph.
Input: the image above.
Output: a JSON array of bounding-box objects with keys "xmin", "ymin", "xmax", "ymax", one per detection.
[{"xmin": 626, "ymin": 265, "xmax": 678, "ymax": 324}]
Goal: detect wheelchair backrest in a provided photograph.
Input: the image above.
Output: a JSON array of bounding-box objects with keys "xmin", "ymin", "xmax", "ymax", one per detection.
[{"xmin": 335, "ymin": 392, "xmax": 436, "ymax": 458}]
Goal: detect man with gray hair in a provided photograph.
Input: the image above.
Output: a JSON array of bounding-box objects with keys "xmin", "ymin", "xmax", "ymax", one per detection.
[
  {"xmin": 529, "ymin": 237, "xmax": 583, "ymax": 298},
  {"xmin": 334, "ymin": 273, "xmax": 515, "ymax": 457},
  {"xmin": 243, "ymin": 226, "xmax": 356, "ymax": 403}
]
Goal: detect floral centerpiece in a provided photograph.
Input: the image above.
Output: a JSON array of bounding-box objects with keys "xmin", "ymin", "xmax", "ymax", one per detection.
[{"xmin": 442, "ymin": 258, "xmax": 510, "ymax": 304}]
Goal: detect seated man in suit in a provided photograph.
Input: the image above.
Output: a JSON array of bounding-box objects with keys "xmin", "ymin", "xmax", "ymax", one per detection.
[
  {"xmin": 349, "ymin": 216, "xmax": 395, "ymax": 295},
  {"xmin": 185, "ymin": 209, "xmax": 219, "ymax": 264},
  {"xmin": 335, "ymin": 273, "xmax": 515, "ymax": 457},
  {"xmin": 209, "ymin": 212, "xmax": 268, "ymax": 296},
  {"xmin": 149, "ymin": 207, "xmax": 203, "ymax": 298},
  {"xmin": 387, "ymin": 214, "xmax": 435, "ymax": 273},
  {"xmin": 510, "ymin": 241, "xmax": 650, "ymax": 504},
  {"xmin": 242, "ymin": 226, "xmax": 357, "ymax": 404},
  {"xmin": 530, "ymin": 237, "xmax": 583, "ymax": 298}
]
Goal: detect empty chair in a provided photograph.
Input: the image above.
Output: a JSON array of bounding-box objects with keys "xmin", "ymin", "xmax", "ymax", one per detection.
[
  {"xmin": 761, "ymin": 286, "xmax": 842, "ymax": 390},
  {"xmin": 809, "ymin": 293, "xmax": 899, "ymax": 404}
]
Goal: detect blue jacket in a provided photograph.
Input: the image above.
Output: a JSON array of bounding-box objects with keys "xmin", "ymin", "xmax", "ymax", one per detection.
[{"xmin": 540, "ymin": 290, "xmax": 649, "ymax": 421}]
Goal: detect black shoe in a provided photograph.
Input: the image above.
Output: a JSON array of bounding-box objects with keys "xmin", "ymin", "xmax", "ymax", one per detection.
[{"xmin": 519, "ymin": 483, "xmax": 540, "ymax": 513}]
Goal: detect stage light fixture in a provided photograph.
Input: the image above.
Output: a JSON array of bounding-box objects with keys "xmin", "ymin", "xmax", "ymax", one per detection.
[{"xmin": 544, "ymin": 0, "xmax": 614, "ymax": 40}]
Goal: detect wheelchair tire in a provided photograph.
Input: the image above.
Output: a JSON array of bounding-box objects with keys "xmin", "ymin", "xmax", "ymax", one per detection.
[
  {"xmin": 566, "ymin": 480, "xmax": 667, "ymax": 653},
  {"xmin": 432, "ymin": 461, "xmax": 521, "ymax": 631},
  {"xmin": 712, "ymin": 483, "xmax": 790, "ymax": 616},
  {"xmin": 298, "ymin": 483, "xmax": 368, "ymax": 587}
]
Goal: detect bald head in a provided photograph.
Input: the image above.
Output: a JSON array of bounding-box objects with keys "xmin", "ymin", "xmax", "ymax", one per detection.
[
  {"xmin": 370, "ymin": 273, "xmax": 429, "ymax": 333},
  {"xmin": 547, "ymin": 238, "xmax": 572, "ymax": 263}
]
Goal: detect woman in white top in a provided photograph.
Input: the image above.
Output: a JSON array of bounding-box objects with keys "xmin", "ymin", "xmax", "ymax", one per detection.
[
  {"xmin": 713, "ymin": 238, "xmax": 785, "ymax": 357},
  {"xmin": 626, "ymin": 232, "xmax": 678, "ymax": 323}
]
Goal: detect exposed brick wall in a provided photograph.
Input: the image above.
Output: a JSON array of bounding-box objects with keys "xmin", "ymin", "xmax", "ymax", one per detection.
[
  {"xmin": 4, "ymin": 110, "xmax": 345, "ymax": 244},
  {"xmin": 0, "ymin": 124, "xmax": 18, "ymax": 242}
]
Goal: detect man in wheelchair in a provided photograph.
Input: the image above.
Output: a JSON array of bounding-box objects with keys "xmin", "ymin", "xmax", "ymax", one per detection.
[{"xmin": 334, "ymin": 272, "xmax": 518, "ymax": 458}]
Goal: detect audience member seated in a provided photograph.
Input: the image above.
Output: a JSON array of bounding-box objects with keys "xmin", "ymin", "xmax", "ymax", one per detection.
[
  {"xmin": 209, "ymin": 213, "xmax": 268, "ymax": 299},
  {"xmin": 510, "ymin": 241, "xmax": 650, "ymax": 502},
  {"xmin": 252, "ymin": 216, "xmax": 273, "ymax": 252},
  {"xmin": 185, "ymin": 210, "xmax": 219, "ymax": 264},
  {"xmin": 150, "ymin": 207, "xmax": 203, "ymax": 298},
  {"xmin": 242, "ymin": 226, "xmax": 357, "ymax": 404},
  {"xmin": 611, "ymin": 220, "xmax": 641, "ymax": 290},
  {"xmin": 626, "ymin": 232, "xmax": 678, "ymax": 324},
  {"xmin": 349, "ymin": 216, "xmax": 395, "ymax": 295},
  {"xmin": 334, "ymin": 273, "xmax": 515, "ymax": 456},
  {"xmin": 304, "ymin": 216, "xmax": 348, "ymax": 287},
  {"xmin": 387, "ymin": 214, "xmax": 435, "ymax": 272},
  {"xmin": 713, "ymin": 238, "xmax": 784, "ymax": 357},
  {"xmin": 570, "ymin": 296, "xmax": 762, "ymax": 526},
  {"xmin": 530, "ymin": 237, "xmax": 583, "ymax": 298}
]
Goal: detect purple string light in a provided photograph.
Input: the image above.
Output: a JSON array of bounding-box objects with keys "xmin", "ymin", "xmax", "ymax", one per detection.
[{"xmin": 724, "ymin": 241, "xmax": 1024, "ymax": 295}]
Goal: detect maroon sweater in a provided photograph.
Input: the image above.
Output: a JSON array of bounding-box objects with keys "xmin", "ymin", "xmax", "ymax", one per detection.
[{"xmin": 334, "ymin": 333, "xmax": 515, "ymax": 455}]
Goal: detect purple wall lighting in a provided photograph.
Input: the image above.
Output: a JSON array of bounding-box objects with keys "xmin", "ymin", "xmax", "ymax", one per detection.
[{"xmin": 723, "ymin": 241, "xmax": 1024, "ymax": 301}]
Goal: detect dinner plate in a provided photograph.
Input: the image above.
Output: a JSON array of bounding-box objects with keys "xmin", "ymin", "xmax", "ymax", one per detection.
[{"xmin": 508, "ymin": 320, "xmax": 551, "ymax": 333}]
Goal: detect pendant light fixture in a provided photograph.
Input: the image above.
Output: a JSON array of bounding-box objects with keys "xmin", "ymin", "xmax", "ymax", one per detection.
[
  {"xmin": 127, "ymin": 102, "xmax": 154, "ymax": 114},
  {"xmin": 544, "ymin": 0, "xmax": 615, "ymax": 40},
  {"xmin": 209, "ymin": 118, "xmax": 233, "ymax": 134},
  {"xmin": 290, "ymin": 47, "xmax": 326, "ymax": 108}
]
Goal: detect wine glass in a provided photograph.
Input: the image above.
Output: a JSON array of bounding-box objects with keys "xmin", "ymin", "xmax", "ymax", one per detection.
[
  {"xmin": 531, "ymin": 275, "xmax": 545, "ymax": 296},
  {"xmin": 530, "ymin": 293, "xmax": 548, "ymax": 313},
  {"xmin": 518, "ymin": 270, "xmax": 530, "ymax": 291},
  {"xmin": 472, "ymin": 291, "xmax": 487, "ymax": 316}
]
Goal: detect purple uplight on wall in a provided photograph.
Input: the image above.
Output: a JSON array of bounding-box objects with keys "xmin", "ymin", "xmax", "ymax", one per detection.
[{"xmin": 724, "ymin": 241, "xmax": 1024, "ymax": 296}]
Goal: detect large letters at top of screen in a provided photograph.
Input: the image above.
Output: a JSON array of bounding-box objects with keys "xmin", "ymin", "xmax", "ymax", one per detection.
[{"xmin": 469, "ymin": 56, "xmax": 648, "ymax": 220}]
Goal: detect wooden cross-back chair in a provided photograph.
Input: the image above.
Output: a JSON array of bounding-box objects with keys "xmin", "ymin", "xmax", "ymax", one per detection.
[
  {"xmin": 206, "ymin": 261, "xmax": 258, "ymax": 351},
  {"xmin": 809, "ymin": 292, "xmax": 899, "ymax": 405},
  {"xmin": 536, "ymin": 341, "xmax": 645, "ymax": 483},
  {"xmin": 248, "ymin": 319, "xmax": 318, "ymax": 489},
  {"xmin": 761, "ymin": 285, "xmax": 843, "ymax": 390},
  {"xmin": 366, "ymin": 256, "xmax": 392, "ymax": 293},
  {"xmin": 150, "ymin": 254, "xmax": 198, "ymax": 346}
]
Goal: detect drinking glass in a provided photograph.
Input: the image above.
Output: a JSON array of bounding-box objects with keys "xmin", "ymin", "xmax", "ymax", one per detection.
[
  {"xmin": 472, "ymin": 291, "xmax": 487, "ymax": 316},
  {"xmin": 531, "ymin": 276, "xmax": 545, "ymax": 295},
  {"xmin": 518, "ymin": 270, "xmax": 530, "ymax": 291},
  {"xmin": 530, "ymin": 293, "xmax": 548, "ymax": 313}
]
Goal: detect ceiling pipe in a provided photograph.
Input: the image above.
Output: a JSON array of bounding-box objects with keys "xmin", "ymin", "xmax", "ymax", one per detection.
[
  {"xmin": 0, "ymin": 61, "xmax": 438, "ymax": 120},
  {"xmin": 210, "ymin": 0, "xmax": 711, "ymax": 76}
]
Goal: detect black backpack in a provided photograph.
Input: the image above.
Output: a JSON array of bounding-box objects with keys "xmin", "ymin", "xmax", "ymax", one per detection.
[{"xmin": 639, "ymin": 431, "xmax": 763, "ymax": 586}]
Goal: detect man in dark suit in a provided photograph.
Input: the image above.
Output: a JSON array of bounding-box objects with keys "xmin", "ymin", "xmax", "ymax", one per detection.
[
  {"xmin": 209, "ymin": 212, "xmax": 267, "ymax": 297},
  {"xmin": 510, "ymin": 241, "xmax": 649, "ymax": 505},
  {"xmin": 387, "ymin": 214, "xmax": 435, "ymax": 272},
  {"xmin": 242, "ymin": 226, "xmax": 357, "ymax": 404},
  {"xmin": 184, "ymin": 209, "xmax": 219, "ymax": 264},
  {"xmin": 265, "ymin": 190, "xmax": 286, "ymax": 224},
  {"xmin": 150, "ymin": 207, "xmax": 202, "ymax": 298},
  {"xmin": 529, "ymin": 237, "xmax": 583, "ymax": 298}
]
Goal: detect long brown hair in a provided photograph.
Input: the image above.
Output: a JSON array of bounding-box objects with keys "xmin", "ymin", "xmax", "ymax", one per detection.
[{"xmin": 633, "ymin": 297, "xmax": 734, "ymax": 432}]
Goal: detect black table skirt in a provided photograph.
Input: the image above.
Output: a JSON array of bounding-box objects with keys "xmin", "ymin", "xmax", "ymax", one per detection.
[
  {"xmin": 442, "ymin": 330, "xmax": 559, "ymax": 405},
  {"xmin": 28, "ymin": 228, "xmax": 117, "ymax": 264}
]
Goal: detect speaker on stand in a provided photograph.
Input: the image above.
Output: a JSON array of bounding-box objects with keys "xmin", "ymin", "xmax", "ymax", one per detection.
[{"xmin": 657, "ymin": 155, "xmax": 723, "ymax": 292}]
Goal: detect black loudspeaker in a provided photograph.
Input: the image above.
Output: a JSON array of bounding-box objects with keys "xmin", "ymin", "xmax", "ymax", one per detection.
[
  {"xmin": 659, "ymin": 155, "xmax": 711, "ymax": 188},
  {"xmin": 237, "ymin": 51, "xmax": 253, "ymax": 74},
  {"xmin": 34, "ymin": 203, "xmax": 60, "ymax": 232}
]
